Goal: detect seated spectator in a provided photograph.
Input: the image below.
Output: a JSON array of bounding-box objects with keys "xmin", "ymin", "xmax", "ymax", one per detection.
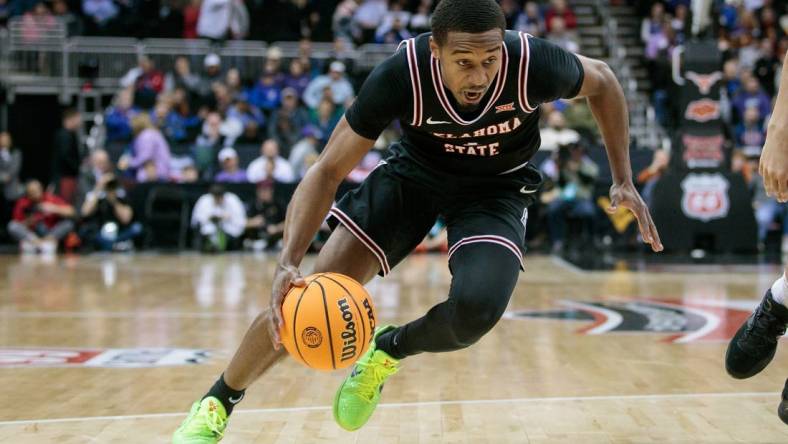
[
  {"xmin": 52, "ymin": 0, "xmax": 83, "ymax": 36},
  {"xmin": 284, "ymin": 59, "xmax": 312, "ymax": 98},
  {"xmin": 248, "ymin": 70, "xmax": 283, "ymax": 114},
  {"xmin": 105, "ymin": 88, "xmax": 139, "ymax": 142},
  {"xmin": 353, "ymin": 0, "xmax": 387, "ymax": 43},
  {"xmin": 214, "ymin": 147, "xmax": 248, "ymax": 183},
  {"xmin": 641, "ymin": 2, "xmax": 665, "ymax": 45},
  {"xmin": 263, "ymin": 47, "xmax": 286, "ymax": 87},
  {"xmin": 375, "ymin": 16, "xmax": 412, "ymax": 44},
  {"xmin": 289, "ymin": 125, "xmax": 323, "ymax": 179},
  {"xmin": 736, "ymin": 106, "xmax": 767, "ymax": 157},
  {"xmin": 500, "ymin": 0, "xmax": 520, "ymax": 28},
  {"xmin": 164, "ymin": 56, "xmax": 201, "ymax": 98},
  {"xmin": 225, "ymin": 68, "xmax": 243, "ymax": 97},
  {"xmin": 119, "ymin": 114, "xmax": 172, "ymax": 182},
  {"xmin": 540, "ymin": 143, "xmax": 599, "ymax": 253},
  {"xmin": 722, "ymin": 58, "xmax": 743, "ymax": 99},
  {"xmin": 544, "ymin": 0, "xmax": 576, "ymax": 33},
  {"xmin": 0, "ymin": 132, "xmax": 23, "ymax": 225},
  {"xmin": 193, "ymin": 111, "xmax": 225, "ymax": 175},
  {"xmin": 753, "ymin": 39, "xmax": 781, "ymax": 97},
  {"xmin": 244, "ymin": 180, "xmax": 285, "ymax": 251},
  {"xmin": 227, "ymin": 94, "xmax": 266, "ymax": 143},
  {"xmin": 79, "ymin": 175, "xmax": 142, "ymax": 251},
  {"xmin": 164, "ymin": 89, "xmax": 202, "ymax": 143},
  {"xmin": 191, "ymin": 184, "xmax": 247, "ymax": 252},
  {"xmin": 182, "ymin": 0, "xmax": 200, "ymax": 38},
  {"xmin": 733, "ymin": 76, "xmax": 772, "ymax": 123},
  {"xmin": 310, "ymin": 99, "xmax": 342, "ymax": 144},
  {"xmin": 77, "ymin": 148, "xmax": 115, "ymax": 206},
  {"xmin": 196, "ymin": 54, "xmax": 224, "ymax": 107},
  {"xmin": 269, "ymin": 109, "xmax": 301, "ymax": 156},
  {"xmin": 546, "ymin": 16, "xmax": 579, "ymax": 53},
  {"xmin": 82, "ymin": 0, "xmax": 118, "ymax": 35},
  {"xmin": 197, "ymin": 0, "xmax": 233, "ymax": 40},
  {"xmin": 409, "ymin": 0, "xmax": 432, "ymax": 35},
  {"xmin": 333, "ymin": 0, "xmax": 359, "ymax": 42},
  {"xmin": 246, "ymin": 139, "xmax": 296, "ymax": 183},
  {"xmin": 515, "ymin": 2, "xmax": 545, "ymax": 36},
  {"xmin": 303, "ymin": 61, "xmax": 354, "ymax": 110},
  {"xmin": 539, "ymin": 110, "xmax": 580, "ymax": 152},
  {"xmin": 120, "ymin": 56, "xmax": 164, "ymax": 109},
  {"xmin": 8, "ymin": 179, "xmax": 75, "ymax": 254},
  {"xmin": 22, "ymin": 2, "xmax": 57, "ymax": 45}
]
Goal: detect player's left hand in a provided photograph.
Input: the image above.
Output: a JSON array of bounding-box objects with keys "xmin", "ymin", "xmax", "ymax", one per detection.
[{"xmin": 607, "ymin": 181, "xmax": 663, "ymax": 252}]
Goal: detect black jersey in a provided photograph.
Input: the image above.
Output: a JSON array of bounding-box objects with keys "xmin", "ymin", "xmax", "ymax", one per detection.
[{"xmin": 345, "ymin": 30, "xmax": 585, "ymax": 176}]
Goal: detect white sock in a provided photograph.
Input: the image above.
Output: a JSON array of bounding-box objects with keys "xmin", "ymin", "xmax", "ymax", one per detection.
[{"xmin": 771, "ymin": 273, "xmax": 788, "ymax": 305}]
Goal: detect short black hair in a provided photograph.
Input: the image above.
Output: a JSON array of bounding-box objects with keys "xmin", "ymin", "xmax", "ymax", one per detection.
[{"xmin": 431, "ymin": 0, "xmax": 506, "ymax": 46}]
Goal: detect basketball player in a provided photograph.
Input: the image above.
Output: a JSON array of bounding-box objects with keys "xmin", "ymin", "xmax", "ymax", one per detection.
[
  {"xmin": 173, "ymin": 1, "xmax": 663, "ymax": 441},
  {"xmin": 725, "ymin": 49, "xmax": 788, "ymax": 423}
]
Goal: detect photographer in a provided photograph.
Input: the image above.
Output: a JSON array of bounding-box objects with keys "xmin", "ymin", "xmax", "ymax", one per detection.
[
  {"xmin": 191, "ymin": 184, "xmax": 247, "ymax": 252},
  {"xmin": 80, "ymin": 174, "xmax": 141, "ymax": 251},
  {"xmin": 540, "ymin": 142, "xmax": 599, "ymax": 253},
  {"xmin": 7, "ymin": 179, "xmax": 75, "ymax": 254}
]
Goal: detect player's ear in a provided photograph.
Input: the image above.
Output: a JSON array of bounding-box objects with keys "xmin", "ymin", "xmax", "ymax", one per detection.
[{"xmin": 429, "ymin": 36, "xmax": 440, "ymax": 60}]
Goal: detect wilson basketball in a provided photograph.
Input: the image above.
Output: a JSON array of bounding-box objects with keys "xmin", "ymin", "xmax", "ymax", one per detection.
[{"xmin": 280, "ymin": 273, "xmax": 377, "ymax": 371}]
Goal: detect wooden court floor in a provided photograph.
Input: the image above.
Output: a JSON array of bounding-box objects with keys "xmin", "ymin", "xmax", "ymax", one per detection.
[{"xmin": 1, "ymin": 253, "xmax": 788, "ymax": 443}]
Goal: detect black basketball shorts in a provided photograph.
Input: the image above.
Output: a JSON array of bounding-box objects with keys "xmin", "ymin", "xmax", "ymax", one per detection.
[{"xmin": 327, "ymin": 148, "xmax": 542, "ymax": 277}]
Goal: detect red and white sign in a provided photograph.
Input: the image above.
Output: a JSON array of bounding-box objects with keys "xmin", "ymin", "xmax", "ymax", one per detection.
[
  {"xmin": 686, "ymin": 71, "xmax": 722, "ymax": 95},
  {"xmin": 0, "ymin": 348, "xmax": 210, "ymax": 368},
  {"xmin": 680, "ymin": 173, "xmax": 730, "ymax": 222}
]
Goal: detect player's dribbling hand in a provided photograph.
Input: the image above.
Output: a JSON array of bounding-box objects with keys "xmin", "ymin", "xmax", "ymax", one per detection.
[
  {"xmin": 607, "ymin": 181, "xmax": 664, "ymax": 252},
  {"xmin": 759, "ymin": 135, "xmax": 788, "ymax": 203},
  {"xmin": 268, "ymin": 263, "xmax": 306, "ymax": 349}
]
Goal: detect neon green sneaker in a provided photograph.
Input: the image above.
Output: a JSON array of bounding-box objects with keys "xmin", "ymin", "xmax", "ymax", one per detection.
[
  {"xmin": 333, "ymin": 325, "xmax": 400, "ymax": 431},
  {"xmin": 172, "ymin": 396, "xmax": 228, "ymax": 443}
]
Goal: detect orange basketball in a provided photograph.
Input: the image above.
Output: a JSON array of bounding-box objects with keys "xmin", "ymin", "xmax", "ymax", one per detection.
[{"xmin": 279, "ymin": 272, "xmax": 377, "ymax": 370}]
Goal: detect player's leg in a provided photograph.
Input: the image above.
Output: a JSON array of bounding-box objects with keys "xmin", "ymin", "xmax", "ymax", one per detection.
[
  {"xmin": 725, "ymin": 265, "xmax": 788, "ymax": 379},
  {"xmin": 173, "ymin": 226, "xmax": 380, "ymax": 444}
]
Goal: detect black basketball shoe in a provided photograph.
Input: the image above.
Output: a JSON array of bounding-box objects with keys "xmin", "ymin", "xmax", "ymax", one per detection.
[
  {"xmin": 725, "ymin": 290, "xmax": 788, "ymax": 379},
  {"xmin": 779, "ymin": 379, "xmax": 788, "ymax": 425}
]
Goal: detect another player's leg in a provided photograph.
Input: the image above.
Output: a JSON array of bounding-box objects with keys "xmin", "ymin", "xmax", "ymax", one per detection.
[
  {"xmin": 333, "ymin": 242, "xmax": 521, "ymax": 430},
  {"xmin": 173, "ymin": 226, "xmax": 380, "ymax": 444},
  {"xmin": 725, "ymin": 266, "xmax": 788, "ymax": 379}
]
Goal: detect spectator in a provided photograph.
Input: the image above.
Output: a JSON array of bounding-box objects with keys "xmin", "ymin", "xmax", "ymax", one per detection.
[
  {"xmin": 722, "ymin": 58, "xmax": 743, "ymax": 99},
  {"xmin": 636, "ymin": 148, "xmax": 670, "ymax": 207},
  {"xmin": 248, "ymin": 70, "xmax": 283, "ymax": 114},
  {"xmin": 77, "ymin": 148, "xmax": 115, "ymax": 206},
  {"xmin": 164, "ymin": 88, "xmax": 202, "ymax": 143},
  {"xmin": 376, "ymin": 0, "xmax": 411, "ymax": 38},
  {"xmin": 354, "ymin": 0, "xmax": 387, "ymax": 43},
  {"xmin": 0, "ymin": 132, "xmax": 23, "ymax": 225},
  {"xmin": 164, "ymin": 56, "xmax": 201, "ymax": 98},
  {"xmin": 197, "ymin": 0, "xmax": 249, "ymax": 41},
  {"xmin": 733, "ymin": 76, "xmax": 772, "ymax": 123},
  {"xmin": 52, "ymin": 0, "xmax": 83, "ymax": 36},
  {"xmin": 225, "ymin": 68, "xmax": 243, "ymax": 97},
  {"xmin": 80, "ymin": 175, "xmax": 142, "ymax": 251},
  {"xmin": 8, "ymin": 179, "xmax": 75, "ymax": 254},
  {"xmin": 182, "ymin": 0, "xmax": 200, "ymax": 39},
  {"xmin": 409, "ymin": 0, "xmax": 432, "ymax": 35},
  {"xmin": 191, "ymin": 183, "xmax": 247, "ymax": 252},
  {"xmin": 120, "ymin": 56, "xmax": 165, "ymax": 109},
  {"xmin": 541, "ymin": 144, "xmax": 599, "ymax": 253},
  {"xmin": 738, "ymin": 34, "xmax": 762, "ymax": 72},
  {"xmin": 375, "ymin": 16, "xmax": 412, "ymax": 43},
  {"xmin": 736, "ymin": 106, "xmax": 767, "ymax": 157},
  {"xmin": 196, "ymin": 53, "xmax": 224, "ymax": 106},
  {"xmin": 539, "ymin": 110, "xmax": 580, "ymax": 152},
  {"xmin": 500, "ymin": 0, "xmax": 521, "ymax": 29},
  {"xmin": 227, "ymin": 94, "xmax": 266, "ymax": 143},
  {"xmin": 284, "ymin": 59, "xmax": 312, "ymax": 98},
  {"xmin": 671, "ymin": 3, "xmax": 688, "ymax": 43},
  {"xmin": 640, "ymin": 2, "xmax": 665, "ymax": 45},
  {"xmin": 302, "ymin": 61, "xmax": 354, "ymax": 110},
  {"xmin": 52, "ymin": 108, "xmax": 84, "ymax": 204},
  {"xmin": 545, "ymin": 0, "xmax": 576, "ymax": 33},
  {"xmin": 105, "ymin": 88, "xmax": 139, "ymax": 142},
  {"xmin": 515, "ymin": 2, "xmax": 545, "ymax": 36},
  {"xmin": 82, "ymin": 0, "xmax": 119, "ymax": 35},
  {"xmin": 214, "ymin": 147, "xmax": 248, "ymax": 183},
  {"xmin": 333, "ymin": 0, "xmax": 359, "ymax": 41},
  {"xmin": 263, "ymin": 47, "xmax": 286, "ymax": 87},
  {"xmin": 753, "ymin": 39, "xmax": 781, "ymax": 97},
  {"xmin": 310, "ymin": 99, "xmax": 342, "ymax": 145},
  {"xmin": 244, "ymin": 180, "xmax": 286, "ymax": 251},
  {"xmin": 193, "ymin": 111, "xmax": 225, "ymax": 175},
  {"xmin": 246, "ymin": 139, "xmax": 296, "ymax": 183},
  {"xmin": 22, "ymin": 3, "xmax": 57, "ymax": 46},
  {"xmin": 289, "ymin": 125, "xmax": 323, "ymax": 179},
  {"xmin": 119, "ymin": 114, "xmax": 172, "ymax": 182},
  {"xmin": 546, "ymin": 16, "xmax": 579, "ymax": 53}
]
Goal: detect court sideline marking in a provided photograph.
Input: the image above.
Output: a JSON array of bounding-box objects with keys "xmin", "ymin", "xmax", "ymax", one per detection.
[{"xmin": 0, "ymin": 391, "xmax": 778, "ymax": 426}]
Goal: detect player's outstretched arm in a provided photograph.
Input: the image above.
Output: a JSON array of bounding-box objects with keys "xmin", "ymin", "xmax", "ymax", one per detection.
[
  {"xmin": 575, "ymin": 55, "xmax": 663, "ymax": 252},
  {"xmin": 268, "ymin": 117, "xmax": 376, "ymax": 347},
  {"xmin": 760, "ymin": 51, "xmax": 788, "ymax": 203}
]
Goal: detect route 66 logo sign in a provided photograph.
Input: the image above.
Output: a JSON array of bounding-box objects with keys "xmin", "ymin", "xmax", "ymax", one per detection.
[{"xmin": 680, "ymin": 173, "xmax": 730, "ymax": 222}]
